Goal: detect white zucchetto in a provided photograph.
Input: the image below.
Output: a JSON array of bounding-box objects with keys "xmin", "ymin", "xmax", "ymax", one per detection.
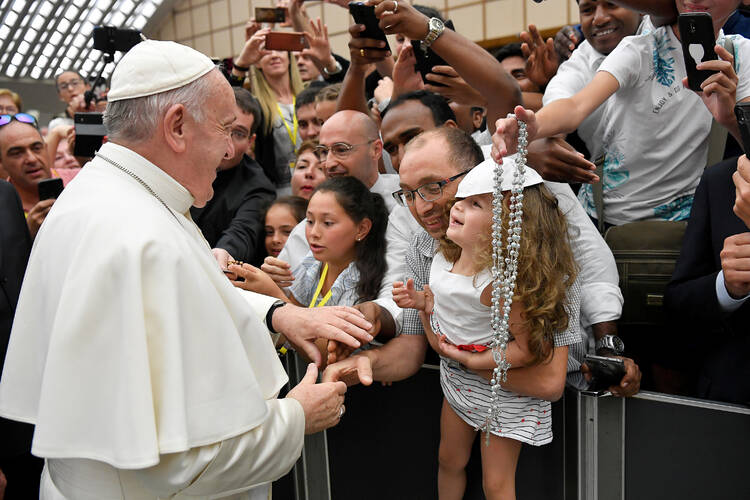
[{"xmin": 107, "ymin": 40, "xmax": 215, "ymax": 102}]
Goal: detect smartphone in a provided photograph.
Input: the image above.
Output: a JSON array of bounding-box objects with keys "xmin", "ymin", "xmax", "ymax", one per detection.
[
  {"xmin": 265, "ymin": 31, "xmax": 307, "ymax": 52},
  {"xmin": 584, "ymin": 354, "xmax": 626, "ymax": 391},
  {"xmin": 73, "ymin": 112, "xmax": 106, "ymax": 158},
  {"xmin": 255, "ymin": 7, "xmax": 286, "ymax": 23},
  {"xmin": 348, "ymin": 2, "xmax": 390, "ymax": 53},
  {"xmin": 735, "ymin": 102, "xmax": 750, "ymax": 152},
  {"xmin": 411, "ymin": 20, "xmax": 454, "ymax": 87},
  {"xmin": 38, "ymin": 178, "xmax": 64, "ymax": 201},
  {"xmin": 678, "ymin": 13, "xmax": 718, "ymax": 92}
]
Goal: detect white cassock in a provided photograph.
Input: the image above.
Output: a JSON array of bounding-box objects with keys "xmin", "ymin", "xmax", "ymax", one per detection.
[{"xmin": 0, "ymin": 141, "xmax": 305, "ymax": 499}]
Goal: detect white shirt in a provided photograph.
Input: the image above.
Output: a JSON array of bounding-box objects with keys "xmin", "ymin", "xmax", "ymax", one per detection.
[
  {"xmin": 716, "ymin": 270, "xmax": 750, "ymax": 312},
  {"xmin": 543, "ymin": 17, "xmax": 654, "ymax": 162},
  {"xmin": 0, "ymin": 142, "xmax": 304, "ymax": 499},
  {"xmin": 579, "ymin": 27, "xmax": 750, "ymax": 224}
]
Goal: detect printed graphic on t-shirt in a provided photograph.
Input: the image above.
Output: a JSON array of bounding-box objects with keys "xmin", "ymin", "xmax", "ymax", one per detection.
[
  {"xmin": 578, "ymin": 141, "xmax": 628, "ymax": 218},
  {"xmin": 652, "ymin": 193, "xmax": 693, "ymax": 221},
  {"xmin": 651, "ymin": 30, "xmax": 678, "ymax": 87}
]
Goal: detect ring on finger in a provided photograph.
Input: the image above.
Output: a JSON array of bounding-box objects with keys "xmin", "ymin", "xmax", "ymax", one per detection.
[
  {"xmin": 392, "ymin": 0, "xmax": 398, "ymax": 12},
  {"xmin": 360, "ymin": 48, "xmax": 365, "ymax": 57},
  {"xmin": 339, "ymin": 405, "xmax": 346, "ymax": 418}
]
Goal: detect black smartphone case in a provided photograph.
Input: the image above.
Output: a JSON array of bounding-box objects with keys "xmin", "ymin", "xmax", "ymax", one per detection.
[
  {"xmin": 348, "ymin": 2, "xmax": 390, "ymax": 52},
  {"xmin": 38, "ymin": 178, "xmax": 64, "ymax": 200},
  {"xmin": 678, "ymin": 13, "xmax": 718, "ymax": 92},
  {"xmin": 735, "ymin": 103, "xmax": 750, "ymax": 152}
]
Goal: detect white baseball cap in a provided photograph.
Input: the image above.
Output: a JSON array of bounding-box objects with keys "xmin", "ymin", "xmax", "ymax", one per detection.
[
  {"xmin": 107, "ymin": 40, "xmax": 216, "ymax": 102},
  {"xmin": 456, "ymin": 154, "xmax": 543, "ymax": 198}
]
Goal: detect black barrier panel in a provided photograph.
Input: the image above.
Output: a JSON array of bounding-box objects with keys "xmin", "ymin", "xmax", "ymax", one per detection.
[
  {"xmin": 625, "ymin": 396, "xmax": 750, "ymax": 500},
  {"xmin": 322, "ymin": 367, "xmax": 565, "ymax": 500}
]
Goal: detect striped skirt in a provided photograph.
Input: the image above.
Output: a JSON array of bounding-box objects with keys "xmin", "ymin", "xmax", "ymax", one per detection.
[{"xmin": 440, "ymin": 357, "xmax": 553, "ymax": 446}]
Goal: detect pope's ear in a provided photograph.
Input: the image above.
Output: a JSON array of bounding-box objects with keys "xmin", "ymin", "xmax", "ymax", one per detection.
[{"xmin": 162, "ymin": 103, "xmax": 188, "ymax": 154}]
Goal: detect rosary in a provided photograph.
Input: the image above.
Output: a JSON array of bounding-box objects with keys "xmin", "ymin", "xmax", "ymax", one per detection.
[{"xmin": 484, "ymin": 114, "xmax": 527, "ymax": 445}]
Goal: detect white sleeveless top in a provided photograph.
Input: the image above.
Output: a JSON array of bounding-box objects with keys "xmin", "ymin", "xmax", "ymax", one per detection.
[{"xmin": 429, "ymin": 252, "xmax": 493, "ymax": 347}]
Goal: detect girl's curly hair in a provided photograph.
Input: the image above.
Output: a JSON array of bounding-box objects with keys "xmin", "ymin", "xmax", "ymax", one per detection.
[{"xmin": 439, "ymin": 184, "xmax": 578, "ymax": 365}]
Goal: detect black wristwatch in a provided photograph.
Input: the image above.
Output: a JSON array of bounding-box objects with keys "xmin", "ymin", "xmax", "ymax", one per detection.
[
  {"xmin": 595, "ymin": 334, "xmax": 625, "ymax": 356},
  {"xmin": 265, "ymin": 301, "xmax": 286, "ymax": 334}
]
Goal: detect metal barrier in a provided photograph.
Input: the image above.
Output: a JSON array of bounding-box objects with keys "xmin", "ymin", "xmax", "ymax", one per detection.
[{"xmin": 275, "ymin": 352, "xmax": 750, "ymax": 500}]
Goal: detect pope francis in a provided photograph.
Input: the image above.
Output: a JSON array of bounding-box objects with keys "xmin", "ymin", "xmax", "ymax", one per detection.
[{"xmin": 0, "ymin": 40, "xmax": 373, "ymax": 499}]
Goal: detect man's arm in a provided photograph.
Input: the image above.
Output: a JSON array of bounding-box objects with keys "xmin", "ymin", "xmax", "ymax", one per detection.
[
  {"xmin": 323, "ymin": 334, "xmax": 428, "ymax": 385},
  {"xmin": 373, "ymin": 1, "xmax": 521, "ymax": 134}
]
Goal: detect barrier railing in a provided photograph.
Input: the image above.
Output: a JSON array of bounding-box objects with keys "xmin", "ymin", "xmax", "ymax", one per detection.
[{"xmin": 277, "ymin": 352, "xmax": 750, "ymax": 500}]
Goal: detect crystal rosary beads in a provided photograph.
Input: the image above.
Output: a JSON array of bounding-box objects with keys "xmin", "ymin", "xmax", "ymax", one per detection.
[{"xmin": 484, "ymin": 114, "xmax": 527, "ymax": 445}]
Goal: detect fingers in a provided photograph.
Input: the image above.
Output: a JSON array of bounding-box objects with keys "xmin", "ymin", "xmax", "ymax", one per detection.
[
  {"xmin": 355, "ymin": 355, "xmax": 373, "ymax": 385},
  {"xmin": 300, "ymin": 362, "xmax": 319, "ymax": 384},
  {"xmin": 405, "ymin": 278, "xmax": 415, "ymax": 292},
  {"xmin": 611, "ymin": 358, "xmax": 641, "ymax": 397},
  {"xmin": 298, "ymin": 340, "xmax": 323, "ymax": 367},
  {"xmin": 430, "ymin": 65, "xmax": 458, "ymax": 77}
]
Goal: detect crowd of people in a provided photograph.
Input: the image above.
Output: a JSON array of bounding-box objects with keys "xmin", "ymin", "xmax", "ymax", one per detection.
[{"xmin": 1, "ymin": 0, "xmax": 749, "ymax": 498}]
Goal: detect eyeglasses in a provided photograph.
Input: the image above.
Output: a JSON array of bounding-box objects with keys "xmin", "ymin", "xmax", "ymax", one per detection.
[
  {"xmin": 391, "ymin": 170, "xmax": 469, "ymax": 207},
  {"xmin": 314, "ymin": 140, "xmax": 375, "ymax": 160},
  {"xmin": 0, "ymin": 113, "xmax": 38, "ymax": 129},
  {"xmin": 57, "ymin": 78, "xmax": 83, "ymax": 91}
]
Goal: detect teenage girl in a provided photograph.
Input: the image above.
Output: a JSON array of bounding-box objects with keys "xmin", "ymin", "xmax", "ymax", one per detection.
[
  {"xmin": 393, "ymin": 158, "xmax": 580, "ymax": 500},
  {"xmin": 234, "ymin": 176, "xmax": 388, "ymax": 363}
]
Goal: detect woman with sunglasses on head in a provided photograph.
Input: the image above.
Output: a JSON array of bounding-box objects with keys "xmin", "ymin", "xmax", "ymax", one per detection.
[{"xmin": 231, "ymin": 28, "xmax": 305, "ymax": 196}]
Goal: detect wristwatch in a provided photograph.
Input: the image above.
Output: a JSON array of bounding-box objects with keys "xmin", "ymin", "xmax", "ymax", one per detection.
[
  {"xmin": 265, "ymin": 300, "xmax": 286, "ymax": 334},
  {"xmin": 595, "ymin": 334, "xmax": 625, "ymax": 356},
  {"xmin": 422, "ymin": 17, "xmax": 445, "ymax": 49}
]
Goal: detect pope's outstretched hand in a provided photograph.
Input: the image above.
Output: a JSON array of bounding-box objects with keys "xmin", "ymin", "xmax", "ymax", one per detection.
[{"xmin": 271, "ymin": 304, "xmax": 373, "ymax": 366}]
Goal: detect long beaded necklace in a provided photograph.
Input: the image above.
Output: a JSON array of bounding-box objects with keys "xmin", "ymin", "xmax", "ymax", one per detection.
[{"xmin": 484, "ymin": 115, "xmax": 527, "ymax": 445}]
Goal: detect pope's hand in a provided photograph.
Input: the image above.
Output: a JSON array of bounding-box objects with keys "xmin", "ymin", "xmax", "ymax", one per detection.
[
  {"xmin": 272, "ymin": 304, "xmax": 373, "ymax": 366},
  {"xmin": 287, "ymin": 363, "xmax": 347, "ymax": 434}
]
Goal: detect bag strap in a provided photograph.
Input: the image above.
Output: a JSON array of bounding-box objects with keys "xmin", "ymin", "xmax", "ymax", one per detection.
[{"xmin": 592, "ymin": 154, "xmax": 606, "ymax": 234}]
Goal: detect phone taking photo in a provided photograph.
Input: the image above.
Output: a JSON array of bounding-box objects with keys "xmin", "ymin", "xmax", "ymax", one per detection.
[
  {"xmin": 38, "ymin": 178, "xmax": 64, "ymax": 201},
  {"xmin": 264, "ymin": 31, "xmax": 307, "ymax": 52},
  {"xmin": 678, "ymin": 13, "xmax": 718, "ymax": 92},
  {"xmin": 411, "ymin": 20, "xmax": 454, "ymax": 87},
  {"xmin": 348, "ymin": 2, "xmax": 391, "ymax": 53},
  {"xmin": 255, "ymin": 7, "xmax": 286, "ymax": 23}
]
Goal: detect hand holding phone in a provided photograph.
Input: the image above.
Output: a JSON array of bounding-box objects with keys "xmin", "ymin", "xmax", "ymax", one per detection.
[
  {"xmin": 583, "ymin": 354, "xmax": 626, "ymax": 391},
  {"xmin": 349, "ymin": 2, "xmax": 390, "ymax": 53},
  {"xmin": 255, "ymin": 7, "xmax": 286, "ymax": 24},
  {"xmin": 264, "ymin": 32, "xmax": 308, "ymax": 52},
  {"xmin": 678, "ymin": 13, "xmax": 718, "ymax": 92}
]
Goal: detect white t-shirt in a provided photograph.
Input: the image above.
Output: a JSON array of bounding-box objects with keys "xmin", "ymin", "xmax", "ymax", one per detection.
[
  {"xmin": 578, "ymin": 27, "xmax": 750, "ymax": 225},
  {"xmin": 543, "ymin": 17, "xmax": 654, "ymax": 162}
]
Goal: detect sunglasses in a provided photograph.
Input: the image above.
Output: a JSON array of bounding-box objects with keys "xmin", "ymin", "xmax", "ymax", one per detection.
[{"xmin": 0, "ymin": 113, "xmax": 38, "ymax": 129}]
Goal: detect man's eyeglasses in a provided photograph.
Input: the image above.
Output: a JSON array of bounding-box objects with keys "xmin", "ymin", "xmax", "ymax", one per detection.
[
  {"xmin": 314, "ymin": 140, "xmax": 375, "ymax": 160},
  {"xmin": 391, "ymin": 170, "xmax": 469, "ymax": 207},
  {"xmin": 57, "ymin": 78, "xmax": 84, "ymax": 91},
  {"xmin": 0, "ymin": 113, "xmax": 38, "ymax": 129}
]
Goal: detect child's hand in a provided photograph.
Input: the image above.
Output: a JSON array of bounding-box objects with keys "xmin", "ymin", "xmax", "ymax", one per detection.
[
  {"xmin": 422, "ymin": 284, "xmax": 434, "ymax": 314},
  {"xmin": 685, "ymin": 44, "xmax": 738, "ymax": 128},
  {"xmin": 491, "ymin": 105, "xmax": 538, "ymax": 164},
  {"xmin": 392, "ymin": 279, "xmax": 426, "ymax": 310}
]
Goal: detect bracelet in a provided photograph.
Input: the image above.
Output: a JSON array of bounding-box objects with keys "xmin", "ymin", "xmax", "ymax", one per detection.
[
  {"xmin": 265, "ymin": 300, "xmax": 286, "ymax": 334},
  {"xmin": 233, "ymin": 63, "xmax": 250, "ymax": 72}
]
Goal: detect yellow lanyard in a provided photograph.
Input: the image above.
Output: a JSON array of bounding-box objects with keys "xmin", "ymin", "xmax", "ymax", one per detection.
[
  {"xmin": 276, "ymin": 97, "xmax": 298, "ymax": 149},
  {"xmin": 308, "ymin": 263, "xmax": 333, "ymax": 308}
]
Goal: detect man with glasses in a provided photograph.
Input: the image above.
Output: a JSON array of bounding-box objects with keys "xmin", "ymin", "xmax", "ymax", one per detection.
[
  {"xmin": 191, "ymin": 88, "xmax": 275, "ymax": 269},
  {"xmin": 0, "ymin": 113, "xmax": 56, "ymax": 239}
]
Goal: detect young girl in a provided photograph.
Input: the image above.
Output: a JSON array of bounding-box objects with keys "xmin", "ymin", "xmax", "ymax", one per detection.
[
  {"xmin": 393, "ymin": 158, "xmax": 580, "ymax": 500},
  {"xmin": 494, "ymin": 1, "xmax": 750, "ymax": 226},
  {"xmin": 264, "ymin": 196, "xmax": 307, "ymax": 258},
  {"xmin": 234, "ymin": 176, "xmax": 388, "ymax": 363}
]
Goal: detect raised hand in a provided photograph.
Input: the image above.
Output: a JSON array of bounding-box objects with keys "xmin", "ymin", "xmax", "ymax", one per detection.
[
  {"xmin": 302, "ymin": 18, "xmax": 333, "ymax": 67},
  {"xmin": 491, "ymin": 105, "xmax": 538, "ymax": 163},
  {"xmin": 520, "ymin": 24, "xmax": 559, "ymax": 88},
  {"xmin": 553, "ymin": 25, "xmax": 580, "ymax": 61},
  {"xmin": 687, "ymin": 44, "xmax": 738, "ymax": 129},
  {"xmin": 526, "ymin": 137, "xmax": 598, "ymax": 184},
  {"xmin": 392, "ymin": 278, "xmax": 426, "ymax": 310},
  {"xmin": 425, "ymin": 65, "xmax": 486, "ymax": 107}
]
